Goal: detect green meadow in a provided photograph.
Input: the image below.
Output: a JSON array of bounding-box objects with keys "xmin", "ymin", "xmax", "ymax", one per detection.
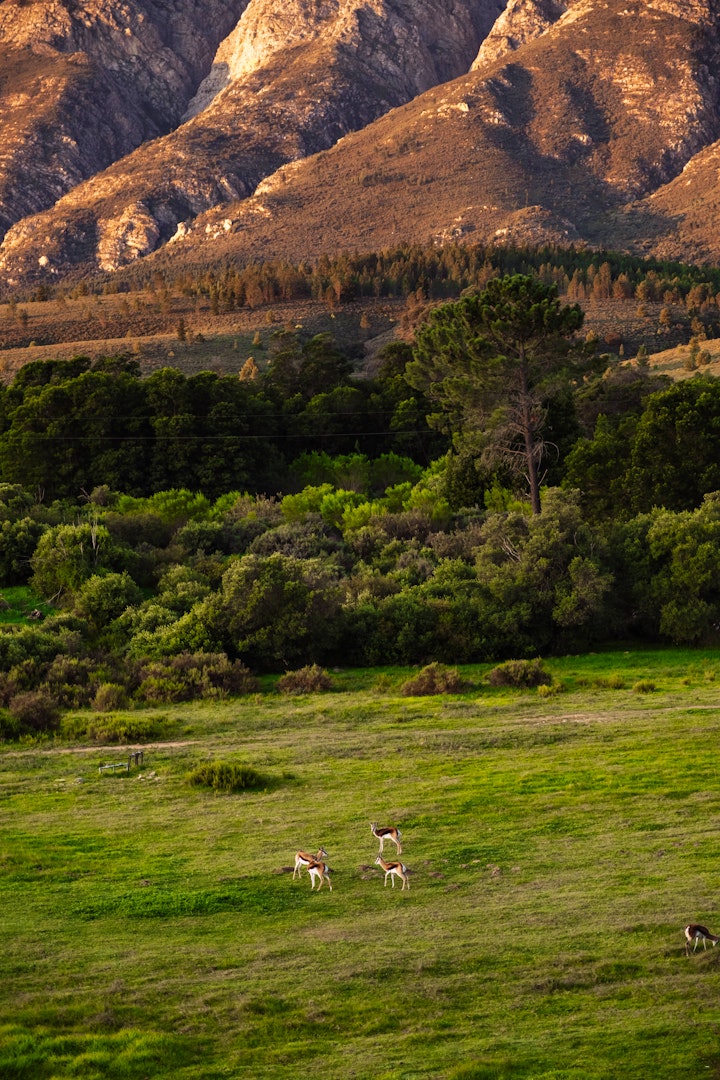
[{"xmin": 2, "ymin": 648, "xmax": 720, "ymax": 1079}]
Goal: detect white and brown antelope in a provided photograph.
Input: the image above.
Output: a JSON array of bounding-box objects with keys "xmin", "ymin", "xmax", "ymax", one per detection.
[
  {"xmin": 307, "ymin": 859, "xmax": 332, "ymax": 891},
  {"xmin": 685, "ymin": 923, "xmax": 720, "ymax": 955},
  {"xmin": 375, "ymin": 855, "xmax": 410, "ymax": 890},
  {"xmin": 293, "ymin": 847, "xmax": 328, "ymax": 880},
  {"xmin": 370, "ymin": 822, "xmax": 402, "ymax": 854}
]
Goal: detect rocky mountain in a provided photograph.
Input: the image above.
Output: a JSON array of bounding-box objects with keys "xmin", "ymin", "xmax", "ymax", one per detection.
[{"xmin": 1, "ymin": 0, "xmax": 719, "ymax": 288}]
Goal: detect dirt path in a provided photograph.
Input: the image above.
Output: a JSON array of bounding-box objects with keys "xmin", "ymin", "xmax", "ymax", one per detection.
[{"xmin": 2, "ymin": 740, "xmax": 200, "ymax": 757}]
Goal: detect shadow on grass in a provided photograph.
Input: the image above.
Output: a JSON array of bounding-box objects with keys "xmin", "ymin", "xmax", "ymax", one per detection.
[
  {"xmin": 72, "ymin": 878, "xmax": 303, "ymax": 920},
  {"xmin": 0, "ymin": 1025, "xmax": 211, "ymax": 1080}
]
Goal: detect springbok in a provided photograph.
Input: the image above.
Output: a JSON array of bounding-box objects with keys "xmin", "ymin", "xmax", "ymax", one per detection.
[
  {"xmin": 306, "ymin": 859, "xmax": 332, "ymax": 891},
  {"xmin": 375, "ymin": 855, "xmax": 410, "ymax": 890},
  {"xmin": 685, "ymin": 923, "xmax": 720, "ymax": 955},
  {"xmin": 293, "ymin": 847, "xmax": 328, "ymax": 880},
  {"xmin": 370, "ymin": 822, "xmax": 402, "ymax": 854}
]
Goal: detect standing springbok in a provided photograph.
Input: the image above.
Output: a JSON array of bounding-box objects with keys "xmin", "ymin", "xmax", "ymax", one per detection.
[
  {"xmin": 375, "ymin": 855, "xmax": 410, "ymax": 890},
  {"xmin": 685, "ymin": 923, "xmax": 720, "ymax": 955},
  {"xmin": 293, "ymin": 847, "xmax": 328, "ymax": 879},
  {"xmin": 306, "ymin": 859, "xmax": 332, "ymax": 891},
  {"xmin": 370, "ymin": 822, "xmax": 402, "ymax": 854}
]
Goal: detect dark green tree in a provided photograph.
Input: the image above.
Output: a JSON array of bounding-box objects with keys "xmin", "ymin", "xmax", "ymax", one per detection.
[
  {"xmin": 627, "ymin": 376, "xmax": 720, "ymax": 512},
  {"xmin": 263, "ymin": 332, "xmax": 353, "ymax": 403},
  {"xmin": 216, "ymin": 553, "xmax": 343, "ymax": 670},
  {"xmin": 406, "ymin": 275, "xmax": 588, "ymax": 513}
]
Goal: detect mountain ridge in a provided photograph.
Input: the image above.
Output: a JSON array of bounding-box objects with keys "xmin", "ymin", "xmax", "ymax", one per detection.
[{"xmin": 1, "ymin": 0, "xmax": 719, "ymax": 289}]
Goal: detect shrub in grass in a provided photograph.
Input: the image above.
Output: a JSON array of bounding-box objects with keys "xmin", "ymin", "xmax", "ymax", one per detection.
[
  {"xmin": 277, "ymin": 664, "xmax": 333, "ymax": 694},
  {"xmin": 60, "ymin": 711, "xmax": 170, "ymax": 743},
  {"xmin": 401, "ymin": 661, "xmax": 465, "ymax": 696},
  {"xmin": 92, "ymin": 682, "xmax": 130, "ymax": 711},
  {"xmin": 8, "ymin": 689, "xmax": 60, "ymax": 732},
  {"xmin": 373, "ymin": 673, "xmax": 395, "ymax": 693},
  {"xmin": 137, "ymin": 652, "xmax": 259, "ymax": 703},
  {"xmin": 0, "ymin": 707, "xmax": 23, "ymax": 740},
  {"xmin": 633, "ymin": 680, "xmax": 656, "ymax": 693},
  {"xmin": 187, "ymin": 761, "xmax": 267, "ymax": 793},
  {"xmin": 486, "ymin": 658, "xmax": 551, "ymax": 688},
  {"xmin": 594, "ymin": 674, "xmax": 625, "ymax": 689},
  {"xmin": 537, "ymin": 681, "xmax": 564, "ymax": 697}
]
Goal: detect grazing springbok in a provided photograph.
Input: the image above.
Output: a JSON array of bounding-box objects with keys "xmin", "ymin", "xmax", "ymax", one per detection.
[
  {"xmin": 307, "ymin": 859, "xmax": 332, "ymax": 891},
  {"xmin": 685, "ymin": 923, "xmax": 720, "ymax": 955},
  {"xmin": 370, "ymin": 822, "xmax": 402, "ymax": 854},
  {"xmin": 375, "ymin": 855, "xmax": 410, "ymax": 890},
  {"xmin": 293, "ymin": 847, "xmax": 328, "ymax": 880}
]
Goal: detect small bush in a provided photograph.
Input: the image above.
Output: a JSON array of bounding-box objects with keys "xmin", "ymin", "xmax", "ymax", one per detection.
[
  {"xmin": 277, "ymin": 664, "xmax": 333, "ymax": 694},
  {"xmin": 401, "ymin": 661, "xmax": 465, "ymax": 696},
  {"xmin": 373, "ymin": 673, "xmax": 394, "ymax": 694},
  {"xmin": 8, "ymin": 690, "xmax": 60, "ymax": 732},
  {"xmin": 594, "ymin": 674, "xmax": 625, "ymax": 689},
  {"xmin": 633, "ymin": 680, "xmax": 656, "ymax": 693},
  {"xmin": 92, "ymin": 683, "xmax": 130, "ymax": 711},
  {"xmin": 187, "ymin": 761, "xmax": 267, "ymax": 793},
  {"xmin": 537, "ymin": 681, "xmax": 564, "ymax": 698},
  {"xmin": 486, "ymin": 658, "xmax": 551, "ymax": 689},
  {"xmin": 0, "ymin": 707, "xmax": 23, "ymax": 740}
]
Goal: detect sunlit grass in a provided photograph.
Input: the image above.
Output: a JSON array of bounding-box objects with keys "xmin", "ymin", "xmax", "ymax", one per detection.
[
  {"xmin": 2, "ymin": 647, "xmax": 720, "ymax": 1078},
  {"xmin": 0, "ymin": 584, "xmax": 53, "ymax": 624}
]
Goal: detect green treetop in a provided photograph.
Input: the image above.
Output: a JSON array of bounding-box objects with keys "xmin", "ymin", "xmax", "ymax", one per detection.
[{"xmin": 405, "ymin": 274, "xmax": 589, "ymax": 513}]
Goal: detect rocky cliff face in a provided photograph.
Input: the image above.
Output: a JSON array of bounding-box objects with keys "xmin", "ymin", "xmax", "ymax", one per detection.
[
  {"xmin": 0, "ymin": 0, "xmax": 249, "ymax": 237},
  {"xmin": 1, "ymin": 0, "xmax": 720, "ymax": 286},
  {"xmin": 472, "ymin": 0, "xmax": 571, "ymax": 68},
  {"xmin": 0, "ymin": 0, "xmax": 503, "ymax": 282}
]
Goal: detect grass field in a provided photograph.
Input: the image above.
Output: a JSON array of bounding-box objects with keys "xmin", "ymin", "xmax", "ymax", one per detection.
[{"xmin": 2, "ymin": 648, "xmax": 720, "ymax": 1079}]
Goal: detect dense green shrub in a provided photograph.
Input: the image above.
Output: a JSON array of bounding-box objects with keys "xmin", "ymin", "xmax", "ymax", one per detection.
[
  {"xmin": 8, "ymin": 690, "xmax": 60, "ymax": 732},
  {"xmin": 30, "ymin": 523, "xmax": 135, "ymax": 603},
  {"xmin": 400, "ymin": 661, "xmax": 465, "ymax": 696},
  {"xmin": 103, "ymin": 510, "xmax": 174, "ymax": 549},
  {"xmin": 92, "ymin": 683, "xmax": 130, "ymax": 712},
  {"xmin": 136, "ymin": 652, "xmax": 258, "ymax": 703},
  {"xmin": 218, "ymin": 553, "xmax": 343, "ymax": 670},
  {"xmin": 40, "ymin": 655, "xmax": 98, "ymax": 708},
  {"xmin": 0, "ymin": 517, "xmax": 47, "ymax": 584},
  {"xmin": 187, "ymin": 761, "xmax": 267, "ymax": 793},
  {"xmin": 0, "ymin": 707, "xmax": 23, "ymax": 741},
  {"xmin": 0, "ymin": 623, "xmax": 84, "ymax": 671},
  {"xmin": 72, "ymin": 572, "xmax": 143, "ymax": 630},
  {"xmin": 277, "ymin": 664, "xmax": 333, "ymax": 694},
  {"xmin": 486, "ymin": 658, "xmax": 552, "ymax": 688},
  {"xmin": 247, "ymin": 517, "xmax": 346, "ymax": 561},
  {"xmin": 175, "ymin": 517, "xmax": 267, "ymax": 556}
]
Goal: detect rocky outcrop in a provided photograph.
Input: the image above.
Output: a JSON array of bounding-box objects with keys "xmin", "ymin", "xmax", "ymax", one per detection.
[
  {"xmin": 472, "ymin": 0, "xmax": 570, "ymax": 69},
  {"xmin": 0, "ymin": 0, "xmax": 250, "ymax": 238}
]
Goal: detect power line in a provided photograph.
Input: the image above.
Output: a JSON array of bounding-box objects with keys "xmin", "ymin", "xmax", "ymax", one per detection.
[{"xmin": 2, "ymin": 429, "xmax": 434, "ymax": 441}]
